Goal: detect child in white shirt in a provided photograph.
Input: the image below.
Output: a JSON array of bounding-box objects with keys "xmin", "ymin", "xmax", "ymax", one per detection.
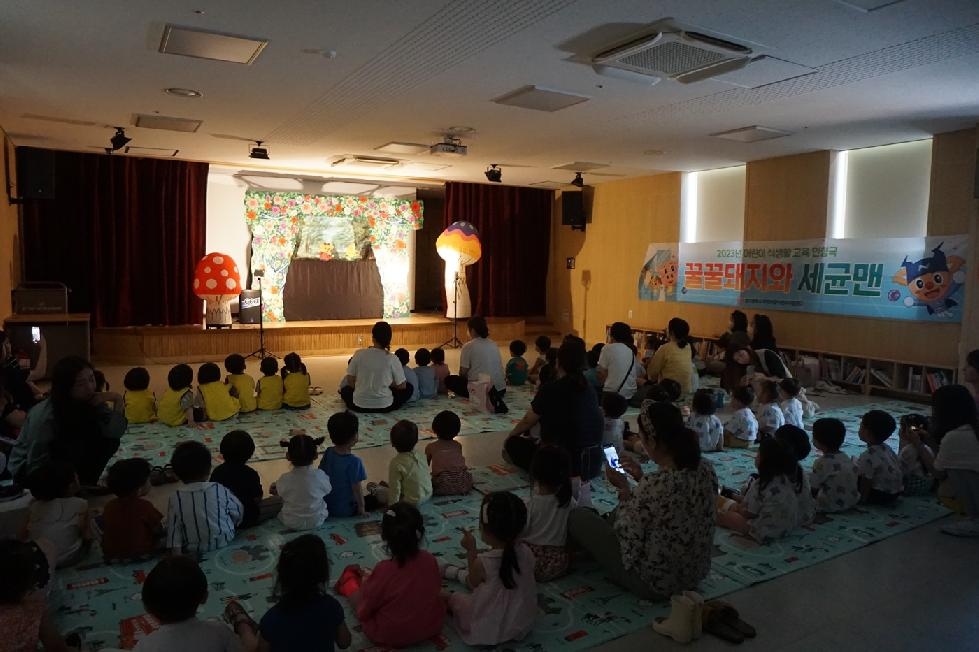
[
  {"xmin": 25, "ymin": 461, "xmax": 90, "ymax": 567},
  {"xmin": 687, "ymin": 388, "xmax": 723, "ymax": 452},
  {"xmin": 898, "ymin": 414, "xmax": 935, "ymax": 496},
  {"xmin": 778, "ymin": 378, "xmax": 805, "ymax": 429},
  {"xmin": 856, "ymin": 410, "xmax": 903, "ymax": 505},
  {"xmin": 810, "ymin": 418, "xmax": 860, "ymax": 512},
  {"xmin": 755, "ymin": 380, "xmax": 785, "ymax": 440},
  {"xmin": 717, "ymin": 438, "xmax": 801, "ymax": 542},
  {"xmin": 775, "ymin": 424, "xmax": 816, "ymax": 525},
  {"xmin": 724, "ymin": 386, "xmax": 758, "ymax": 448},
  {"xmin": 522, "ymin": 446, "xmax": 575, "ymax": 581},
  {"xmin": 272, "ymin": 433, "xmax": 332, "ymax": 530}
]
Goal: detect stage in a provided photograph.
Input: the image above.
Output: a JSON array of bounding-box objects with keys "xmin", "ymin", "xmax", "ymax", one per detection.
[{"xmin": 92, "ymin": 315, "xmax": 526, "ymax": 364}]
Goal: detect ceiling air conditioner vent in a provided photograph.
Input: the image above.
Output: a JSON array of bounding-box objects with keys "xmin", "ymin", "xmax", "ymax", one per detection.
[
  {"xmin": 593, "ymin": 30, "xmax": 751, "ymax": 83},
  {"xmin": 332, "ymin": 156, "xmax": 400, "ymax": 169}
]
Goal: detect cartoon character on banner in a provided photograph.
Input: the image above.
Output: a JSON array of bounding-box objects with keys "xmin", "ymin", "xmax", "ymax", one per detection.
[
  {"xmin": 637, "ymin": 249, "xmax": 678, "ymax": 301},
  {"xmin": 891, "ymin": 242, "xmax": 965, "ymax": 317}
]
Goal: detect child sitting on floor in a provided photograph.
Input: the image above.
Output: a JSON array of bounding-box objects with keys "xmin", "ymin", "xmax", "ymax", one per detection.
[
  {"xmin": 898, "ymin": 414, "xmax": 935, "ymax": 496},
  {"xmin": 166, "ymin": 441, "xmax": 243, "ymax": 555},
  {"xmin": 584, "ymin": 344, "xmax": 604, "ymax": 391},
  {"xmin": 349, "ymin": 503, "xmax": 445, "ymax": 648},
  {"xmin": 443, "ymin": 491, "xmax": 538, "ymax": 646},
  {"xmin": 601, "ymin": 391, "xmax": 628, "ymax": 452},
  {"xmin": 717, "ymin": 438, "xmax": 801, "ymax": 542},
  {"xmin": 271, "ymin": 433, "xmax": 331, "ymax": 530},
  {"xmin": 25, "ymin": 461, "xmax": 90, "ymax": 567},
  {"xmin": 775, "ymin": 424, "xmax": 816, "ymax": 525},
  {"xmin": 537, "ymin": 347, "xmax": 559, "ymax": 386},
  {"xmin": 157, "ymin": 363, "xmax": 197, "ymax": 427},
  {"xmin": 0, "ymin": 539, "xmax": 81, "ymax": 652},
  {"xmin": 197, "ymin": 362, "xmax": 240, "ymax": 422},
  {"xmin": 506, "ymin": 340, "xmax": 529, "ymax": 386},
  {"xmin": 724, "ymin": 386, "xmax": 758, "ymax": 449},
  {"xmin": 522, "ymin": 446, "xmax": 575, "ymax": 582},
  {"xmin": 257, "ymin": 356, "xmax": 284, "ymax": 410},
  {"xmin": 394, "ymin": 348, "xmax": 420, "ymax": 404},
  {"xmin": 224, "ymin": 534, "xmax": 352, "ymax": 651},
  {"xmin": 755, "ymin": 380, "xmax": 785, "ymax": 440},
  {"xmin": 687, "ymin": 388, "xmax": 724, "ymax": 452},
  {"xmin": 856, "ymin": 409, "xmax": 903, "ymax": 505},
  {"xmin": 124, "ymin": 366, "xmax": 157, "ymax": 423},
  {"xmin": 281, "ymin": 352, "xmax": 311, "ymax": 409},
  {"xmin": 366, "ymin": 421, "xmax": 432, "ymax": 509},
  {"xmin": 810, "ymin": 418, "xmax": 860, "ymax": 512},
  {"xmin": 136, "ymin": 555, "xmax": 240, "ymax": 651},
  {"xmin": 224, "ymin": 354, "xmax": 256, "ymax": 413},
  {"xmin": 528, "ymin": 335, "xmax": 551, "ymax": 384},
  {"xmin": 102, "ymin": 458, "xmax": 163, "ymax": 561},
  {"xmin": 425, "ymin": 410, "xmax": 473, "ymax": 495},
  {"xmin": 414, "ymin": 348, "xmax": 438, "ymax": 399},
  {"xmin": 320, "ymin": 411, "xmax": 368, "ymax": 517},
  {"xmin": 778, "ymin": 378, "xmax": 804, "ymax": 429},
  {"xmin": 211, "ymin": 430, "xmax": 280, "ymax": 528},
  {"xmin": 431, "ymin": 347, "xmax": 450, "ymax": 395}
]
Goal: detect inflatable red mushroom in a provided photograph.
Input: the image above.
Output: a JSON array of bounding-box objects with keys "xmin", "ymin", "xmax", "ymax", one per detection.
[{"xmin": 193, "ymin": 252, "xmax": 241, "ymax": 327}]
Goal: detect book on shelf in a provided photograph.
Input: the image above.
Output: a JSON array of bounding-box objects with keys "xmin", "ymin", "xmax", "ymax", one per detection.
[
  {"xmin": 870, "ymin": 368, "xmax": 893, "ymax": 387},
  {"xmin": 844, "ymin": 364, "xmax": 865, "ymax": 384},
  {"xmin": 907, "ymin": 372, "xmax": 923, "ymax": 393},
  {"xmin": 822, "ymin": 358, "xmax": 842, "ymax": 381}
]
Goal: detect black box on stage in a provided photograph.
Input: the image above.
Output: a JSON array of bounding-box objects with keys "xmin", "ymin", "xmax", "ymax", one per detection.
[
  {"xmin": 561, "ymin": 191, "xmax": 585, "ymax": 227},
  {"xmin": 238, "ymin": 290, "xmax": 261, "ymax": 324}
]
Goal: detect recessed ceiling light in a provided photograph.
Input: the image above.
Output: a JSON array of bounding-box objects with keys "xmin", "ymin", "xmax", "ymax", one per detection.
[
  {"xmin": 711, "ymin": 125, "xmax": 792, "ymax": 142},
  {"xmin": 164, "ymin": 87, "xmax": 203, "ymax": 98},
  {"xmin": 375, "ymin": 142, "xmax": 429, "ymax": 155}
]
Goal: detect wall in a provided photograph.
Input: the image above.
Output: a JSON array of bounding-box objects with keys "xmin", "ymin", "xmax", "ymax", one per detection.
[
  {"xmin": 548, "ymin": 134, "xmax": 975, "ymax": 367},
  {"xmin": 0, "ymin": 128, "xmax": 20, "ymax": 318}
]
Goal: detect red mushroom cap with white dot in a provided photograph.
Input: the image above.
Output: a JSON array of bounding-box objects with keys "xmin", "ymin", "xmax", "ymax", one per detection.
[{"xmin": 193, "ymin": 253, "xmax": 242, "ymax": 297}]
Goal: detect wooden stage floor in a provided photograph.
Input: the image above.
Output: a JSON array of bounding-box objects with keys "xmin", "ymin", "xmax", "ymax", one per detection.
[{"xmin": 93, "ymin": 315, "xmax": 526, "ymax": 364}]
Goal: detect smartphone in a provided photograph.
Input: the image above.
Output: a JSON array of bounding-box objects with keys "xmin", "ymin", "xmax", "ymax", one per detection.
[
  {"xmin": 603, "ymin": 445, "xmax": 626, "ymax": 475},
  {"xmin": 31, "ymin": 326, "xmax": 41, "ymax": 344}
]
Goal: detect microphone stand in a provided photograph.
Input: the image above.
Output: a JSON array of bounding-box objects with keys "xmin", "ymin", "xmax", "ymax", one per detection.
[{"xmin": 246, "ymin": 275, "xmax": 277, "ymax": 360}]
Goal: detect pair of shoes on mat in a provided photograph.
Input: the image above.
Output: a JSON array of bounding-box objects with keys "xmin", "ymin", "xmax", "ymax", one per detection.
[
  {"xmin": 941, "ymin": 519, "xmax": 979, "ymax": 537},
  {"xmin": 703, "ymin": 600, "xmax": 757, "ymax": 644},
  {"xmin": 652, "ymin": 591, "xmax": 704, "ymax": 643}
]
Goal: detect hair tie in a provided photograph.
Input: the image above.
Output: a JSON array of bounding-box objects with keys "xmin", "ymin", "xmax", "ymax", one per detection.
[{"xmin": 385, "ymin": 509, "xmax": 396, "ymax": 517}]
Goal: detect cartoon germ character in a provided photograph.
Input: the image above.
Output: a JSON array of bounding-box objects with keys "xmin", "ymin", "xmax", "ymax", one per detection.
[{"xmin": 892, "ymin": 242, "xmax": 965, "ymax": 315}]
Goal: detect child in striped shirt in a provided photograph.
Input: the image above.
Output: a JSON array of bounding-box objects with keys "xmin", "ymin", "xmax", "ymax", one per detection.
[{"xmin": 166, "ymin": 441, "xmax": 243, "ymax": 555}]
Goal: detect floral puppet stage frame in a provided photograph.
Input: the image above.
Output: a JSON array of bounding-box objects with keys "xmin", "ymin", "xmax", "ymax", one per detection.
[{"xmin": 244, "ymin": 191, "xmax": 423, "ymax": 320}]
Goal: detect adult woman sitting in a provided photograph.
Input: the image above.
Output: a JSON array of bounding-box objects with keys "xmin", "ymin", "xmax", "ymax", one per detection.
[
  {"xmin": 568, "ymin": 401, "xmax": 717, "ymax": 598},
  {"xmin": 645, "ymin": 318, "xmax": 695, "ymax": 396},
  {"xmin": 749, "ymin": 313, "xmax": 778, "ymax": 352},
  {"xmin": 444, "ymin": 316, "xmax": 507, "ymax": 414},
  {"xmin": 9, "ymin": 356, "xmax": 126, "ymax": 485},
  {"xmin": 711, "ymin": 310, "xmax": 751, "ymax": 389},
  {"xmin": 597, "ymin": 322, "xmax": 640, "ymax": 404},
  {"xmin": 504, "ymin": 337, "xmax": 604, "ymax": 492},
  {"xmin": 340, "ymin": 321, "xmax": 413, "ymax": 413},
  {"xmin": 731, "ymin": 346, "xmax": 790, "ymax": 386},
  {"xmin": 928, "ymin": 384, "xmax": 979, "ymax": 537}
]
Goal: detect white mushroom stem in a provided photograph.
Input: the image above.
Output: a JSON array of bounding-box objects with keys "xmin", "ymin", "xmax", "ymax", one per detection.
[
  {"xmin": 443, "ymin": 259, "xmax": 473, "ymax": 320},
  {"xmin": 202, "ymin": 294, "xmax": 236, "ymax": 327}
]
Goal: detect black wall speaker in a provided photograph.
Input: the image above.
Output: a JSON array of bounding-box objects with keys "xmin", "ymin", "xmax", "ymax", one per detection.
[
  {"xmin": 15, "ymin": 146, "xmax": 56, "ymax": 200},
  {"xmin": 561, "ymin": 190, "xmax": 585, "ymax": 228}
]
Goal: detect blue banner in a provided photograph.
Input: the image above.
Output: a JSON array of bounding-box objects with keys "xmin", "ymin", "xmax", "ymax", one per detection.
[{"xmin": 638, "ymin": 236, "xmax": 968, "ymax": 322}]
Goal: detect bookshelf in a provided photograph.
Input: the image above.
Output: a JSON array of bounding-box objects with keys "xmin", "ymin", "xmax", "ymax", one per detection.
[{"xmin": 607, "ymin": 324, "xmax": 958, "ymax": 404}]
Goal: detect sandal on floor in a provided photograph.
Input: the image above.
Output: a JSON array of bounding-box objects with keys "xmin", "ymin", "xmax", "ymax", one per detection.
[
  {"xmin": 308, "ymin": 386, "xmax": 324, "ymax": 396},
  {"xmin": 223, "ymin": 599, "xmax": 258, "ymax": 636},
  {"xmin": 150, "ymin": 464, "xmax": 179, "ymax": 486},
  {"xmin": 706, "ymin": 600, "xmax": 756, "ymax": 639},
  {"xmin": 703, "ymin": 603, "xmax": 745, "ymax": 644}
]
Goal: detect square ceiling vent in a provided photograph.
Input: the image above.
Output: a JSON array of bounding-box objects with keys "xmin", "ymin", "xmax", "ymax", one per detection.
[
  {"xmin": 492, "ymin": 85, "xmax": 590, "ymax": 112},
  {"xmin": 375, "ymin": 142, "xmax": 430, "ymax": 155},
  {"xmin": 712, "ymin": 126, "xmax": 792, "ymax": 143},
  {"xmin": 133, "ymin": 114, "xmax": 202, "ymax": 132},
  {"xmin": 159, "ymin": 24, "xmax": 268, "ymax": 64}
]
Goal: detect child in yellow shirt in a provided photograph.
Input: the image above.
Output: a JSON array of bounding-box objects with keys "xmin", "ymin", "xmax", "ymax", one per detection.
[{"xmin": 224, "ymin": 353, "xmax": 257, "ymax": 413}]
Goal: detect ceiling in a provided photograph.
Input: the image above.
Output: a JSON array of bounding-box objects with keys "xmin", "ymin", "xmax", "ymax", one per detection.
[{"xmin": 2, "ymin": 0, "xmax": 979, "ymax": 188}]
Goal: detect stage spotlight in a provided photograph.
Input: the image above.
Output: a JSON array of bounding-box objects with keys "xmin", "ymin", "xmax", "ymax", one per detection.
[
  {"xmin": 571, "ymin": 171, "xmax": 584, "ymax": 187},
  {"xmin": 110, "ymin": 127, "xmax": 131, "ymax": 151},
  {"xmin": 484, "ymin": 164, "xmax": 502, "ymax": 183},
  {"xmin": 249, "ymin": 140, "xmax": 270, "ymax": 160}
]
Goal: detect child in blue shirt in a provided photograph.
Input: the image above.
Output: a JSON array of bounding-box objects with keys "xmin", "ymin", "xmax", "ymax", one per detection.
[
  {"xmin": 394, "ymin": 348, "xmax": 420, "ymax": 403},
  {"xmin": 413, "ymin": 348, "xmax": 438, "ymax": 399},
  {"xmin": 506, "ymin": 340, "xmax": 529, "ymax": 386},
  {"xmin": 320, "ymin": 411, "xmax": 367, "ymax": 517}
]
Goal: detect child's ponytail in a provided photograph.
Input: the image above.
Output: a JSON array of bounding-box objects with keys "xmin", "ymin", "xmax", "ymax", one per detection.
[
  {"xmin": 529, "ymin": 446, "xmax": 573, "ymax": 508},
  {"xmin": 481, "ymin": 492, "xmax": 528, "ymax": 590}
]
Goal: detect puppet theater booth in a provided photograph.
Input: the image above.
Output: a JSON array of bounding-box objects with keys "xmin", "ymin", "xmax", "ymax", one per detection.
[{"xmin": 92, "ymin": 171, "xmax": 524, "ymax": 363}]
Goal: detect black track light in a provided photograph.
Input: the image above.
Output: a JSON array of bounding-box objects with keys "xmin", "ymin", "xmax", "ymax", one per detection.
[
  {"xmin": 110, "ymin": 127, "xmax": 131, "ymax": 151},
  {"xmin": 571, "ymin": 171, "xmax": 584, "ymax": 187},
  {"xmin": 484, "ymin": 164, "xmax": 502, "ymax": 183},
  {"xmin": 249, "ymin": 140, "xmax": 270, "ymax": 160}
]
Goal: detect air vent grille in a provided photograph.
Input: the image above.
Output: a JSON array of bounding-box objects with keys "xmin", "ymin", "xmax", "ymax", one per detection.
[{"xmin": 620, "ymin": 41, "xmax": 729, "ymax": 76}]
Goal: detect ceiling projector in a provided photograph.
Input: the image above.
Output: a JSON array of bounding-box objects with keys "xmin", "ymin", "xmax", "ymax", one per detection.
[{"xmin": 430, "ymin": 139, "xmax": 467, "ymax": 157}]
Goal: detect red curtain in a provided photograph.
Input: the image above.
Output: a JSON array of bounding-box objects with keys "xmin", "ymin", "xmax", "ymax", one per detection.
[
  {"xmin": 21, "ymin": 150, "xmax": 208, "ymax": 327},
  {"xmin": 444, "ymin": 182, "xmax": 551, "ymax": 316}
]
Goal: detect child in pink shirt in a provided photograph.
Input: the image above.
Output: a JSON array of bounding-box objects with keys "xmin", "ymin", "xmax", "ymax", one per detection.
[
  {"xmin": 431, "ymin": 348, "xmax": 451, "ymax": 395},
  {"xmin": 425, "ymin": 411, "xmax": 473, "ymax": 495},
  {"xmin": 350, "ymin": 503, "xmax": 445, "ymax": 647}
]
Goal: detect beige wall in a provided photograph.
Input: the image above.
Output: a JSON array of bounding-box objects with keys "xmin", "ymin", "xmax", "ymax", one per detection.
[
  {"xmin": 0, "ymin": 128, "xmax": 19, "ymax": 318},
  {"xmin": 548, "ymin": 132, "xmax": 977, "ymax": 367}
]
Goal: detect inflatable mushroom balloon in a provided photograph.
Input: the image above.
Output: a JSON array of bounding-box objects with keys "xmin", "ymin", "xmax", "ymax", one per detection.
[
  {"xmin": 193, "ymin": 253, "xmax": 242, "ymax": 328},
  {"xmin": 436, "ymin": 221, "xmax": 481, "ymax": 319}
]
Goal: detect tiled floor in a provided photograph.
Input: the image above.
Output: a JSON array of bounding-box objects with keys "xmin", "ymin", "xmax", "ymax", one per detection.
[{"xmin": 90, "ymin": 352, "xmax": 979, "ymax": 651}]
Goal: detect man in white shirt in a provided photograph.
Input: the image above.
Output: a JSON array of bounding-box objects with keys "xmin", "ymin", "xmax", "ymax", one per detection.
[{"xmin": 444, "ymin": 316, "xmax": 508, "ymax": 413}]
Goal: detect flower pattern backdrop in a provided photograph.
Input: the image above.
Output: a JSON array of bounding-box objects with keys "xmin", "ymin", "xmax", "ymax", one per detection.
[{"xmin": 245, "ymin": 191, "xmax": 423, "ymax": 320}]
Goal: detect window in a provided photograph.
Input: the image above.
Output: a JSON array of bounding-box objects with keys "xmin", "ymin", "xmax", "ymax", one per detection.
[
  {"xmin": 681, "ymin": 165, "xmax": 746, "ymax": 243},
  {"xmin": 829, "ymin": 139, "xmax": 932, "ymax": 239}
]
